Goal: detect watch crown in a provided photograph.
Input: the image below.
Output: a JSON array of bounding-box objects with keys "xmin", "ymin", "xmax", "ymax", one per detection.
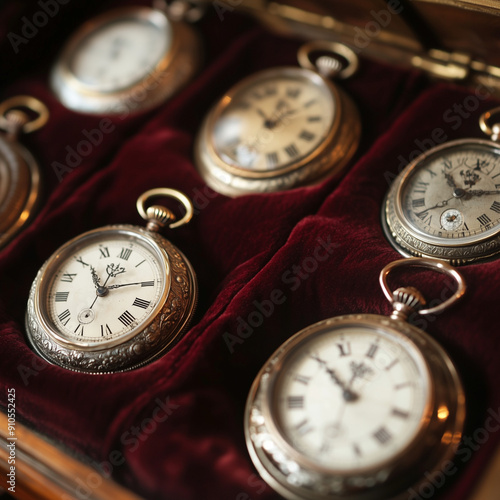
[
  {"xmin": 315, "ymin": 55, "xmax": 343, "ymax": 78},
  {"xmin": 391, "ymin": 286, "xmax": 426, "ymax": 321},
  {"xmin": 145, "ymin": 205, "xmax": 175, "ymax": 232}
]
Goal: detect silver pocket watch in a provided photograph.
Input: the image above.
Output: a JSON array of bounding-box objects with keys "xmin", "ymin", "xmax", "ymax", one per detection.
[
  {"xmin": 383, "ymin": 107, "xmax": 500, "ymax": 264},
  {"xmin": 245, "ymin": 258, "xmax": 466, "ymax": 500},
  {"xmin": 26, "ymin": 188, "xmax": 198, "ymax": 374}
]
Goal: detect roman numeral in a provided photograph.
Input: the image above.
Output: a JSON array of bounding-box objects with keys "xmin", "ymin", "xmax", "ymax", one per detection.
[
  {"xmin": 491, "ymin": 201, "xmax": 500, "ymax": 214},
  {"xmin": 299, "ymin": 130, "xmax": 315, "ymax": 142},
  {"xmin": 55, "ymin": 292, "xmax": 69, "ymax": 302},
  {"xmin": 392, "ymin": 408, "xmax": 410, "ymax": 419},
  {"xmin": 118, "ymin": 248, "xmax": 132, "ymax": 260},
  {"xmin": 287, "ymin": 396, "xmax": 304, "ymax": 409},
  {"xmin": 366, "ymin": 343, "xmax": 379, "ymax": 359},
  {"xmin": 413, "ymin": 181, "xmax": 429, "ymax": 194},
  {"xmin": 416, "ymin": 210, "xmax": 432, "ymax": 225},
  {"xmin": 266, "ymin": 152, "xmax": 278, "ymax": 168},
  {"xmin": 61, "ymin": 273, "xmax": 76, "ymax": 283},
  {"xmin": 478, "ymin": 213, "xmax": 492, "ymax": 226},
  {"xmin": 285, "ymin": 143, "xmax": 299, "ymax": 158},
  {"xmin": 304, "ymin": 99, "xmax": 317, "ymax": 108},
  {"xmin": 99, "ymin": 246, "xmax": 110, "ymax": 258},
  {"xmin": 118, "ymin": 310, "xmax": 135, "ymax": 327},
  {"xmin": 373, "ymin": 426, "xmax": 392, "ymax": 444},
  {"xmin": 395, "ymin": 382, "xmax": 411, "ymax": 390},
  {"xmin": 132, "ymin": 297, "xmax": 150, "ymax": 309},
  {"xmin": 353, "ymin": 443, "xmax": 362, "ymax": 457},
  {"xmin": 426, "ymin": 169, "xmax": 437, "ymax": 177},
  {"xmin": 58, "ymin": 309, "xmax": 71, "ymax": 325},
  {"xmin": 337, "ymin": 342, "xmax": 351, "ymax": 357},
  {"xmin": 442, "ymin": 159, "xmax": 452, "ymax": 170},
  {"xmin": 286, "ymin": 87, "xmax": 301, "ymax": 98},
  {"xmin": 76, "ymin": 256, "xmax": 89, "ymax": 267},
  {"xmin": 101, "ymin": 324, "xmax": 112, "ymax": 337},
  {"xmin": 385, "ymin": 359, "xmax": 399, "ymax": 371},
  {"xmin": 412, "ymin": 198, "xmax": 425, "ymax": 209},
  {"xmin": 141, "ymin": 281, "xmax": 155, "ymax": 287},
  {"xmin": 294, "ymin": 374, "xmax": 311, "ymax": 385},
  {"xmin": 295, "ymin": 419, "xmax": 313, "ymax": 436},
  {"xmin": 74, "ymin": 324, "xmax": 84, "ymax": 336}
]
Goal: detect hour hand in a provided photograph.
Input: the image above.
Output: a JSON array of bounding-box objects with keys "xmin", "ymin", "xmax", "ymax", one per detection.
[
  {"xmin": 90, "ymin": 266, "xmax": 101, "ymax": 289},
  {"xmin": 443, "ymin": 171, "xmax": 457, "ymax": 188}
]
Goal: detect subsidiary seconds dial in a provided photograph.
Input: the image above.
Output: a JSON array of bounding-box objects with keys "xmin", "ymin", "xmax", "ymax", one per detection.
[
  {"xmin": 26, "ymin": 188, "xmax": 198, "ymax": 373},
  {"xmin": 47, "ymin": 234, "xmax": 165, "ymax": 343},
  {"xmin": 402, "ymin": 143, "xmax": 500, "ymax": 240},
  {"xmin": 384, "ymin": 132, "xmax": 500, "ymax": 263}
]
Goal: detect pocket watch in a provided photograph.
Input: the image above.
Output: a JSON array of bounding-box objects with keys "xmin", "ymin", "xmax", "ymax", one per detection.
[
  {"xmin": 0, "ymin": 96, "xmax": 49, "ymax": 249},
  {"xmin": 25, "ymin": 188, "xmax": 198, "ymax": 374},
  {"xmin": 50, "ymin": 1, "xmax": 202, "ymax": 115},
  {"xmin": 383, "ymin": 107, "xmax": 500, "ymax": 264},
  {"xmin": 245, "ymin": 258, "xmax": 466, "ymax": 500},
  {"xmin": 195, "ymin": 41, "xmax": 361, "ymax": 196}
]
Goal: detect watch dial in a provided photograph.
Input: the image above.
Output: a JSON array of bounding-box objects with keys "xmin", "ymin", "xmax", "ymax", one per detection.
[
  {"xmin": 44, "ymin": 230, "xmax": 167, "ymax": 345},
  {"xmin": 401, "ymin": 142, "xmax": 500, "ymax": 244},
  {"xmin": 70, "ymin": 17, "xmax": 171, "ymax": 91},
  {"xmin": 212, "ymin": 69, "xmax": 336, "ymax": 172},
  {"xmin": 273, "ymin": 325, "xmax": 429, "ymax": 471}
]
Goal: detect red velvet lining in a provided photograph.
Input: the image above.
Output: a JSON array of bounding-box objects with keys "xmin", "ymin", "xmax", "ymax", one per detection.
[{"xmin": 1, "ymin": 1, "xmax": 499, "ymax": 499}]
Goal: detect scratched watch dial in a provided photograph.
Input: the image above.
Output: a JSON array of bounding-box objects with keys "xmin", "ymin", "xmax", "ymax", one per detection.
[
  {"xmin": 273, "ymin": 325, "xmax": 429, "ymax": 471},
  {"xmin": 44, "ymin": 231, "xmax": 167, "ymax": 345},
  {"xmin": 384, "ymin": 139, "xmax": 500, "ymax": 263},
  {"xmin": 400, "ymin": 142, "xmax": 500, "ymax": 243}
]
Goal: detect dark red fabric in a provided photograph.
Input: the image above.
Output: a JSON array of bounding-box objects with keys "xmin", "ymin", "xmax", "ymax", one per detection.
[{"xmin": 1, "ymin": 1, "xmax": 499, "ymax": 499}]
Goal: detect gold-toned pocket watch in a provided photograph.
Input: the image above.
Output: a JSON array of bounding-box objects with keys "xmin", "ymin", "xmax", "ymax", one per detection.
[
  {"xmin": 195, "ymin": 41, "xmax": 361, "ymax": 196},
  {"xmin": 50, "ymin": 1, "xmax": 202, "ymax": 114},
  {"xmin": 0, "ymin": 96, "xmax": 49, "ymax": 249},
  {"xmin": 245, "ymin": 258, "xmax": 465, "ymax": 500},
  {"xmin": 25, "ymin": 188, "xmax": 198, "ymax": 374},
  {"xmin": 383, "ymin": 107, "xmax": 500, "ymax": 264}
]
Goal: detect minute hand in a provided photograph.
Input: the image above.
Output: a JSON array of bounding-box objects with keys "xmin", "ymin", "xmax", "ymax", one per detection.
[
  {"xmin": 107, "ymin": 282, "xmax": 143, "ymax": 290},
  {"xmin": 415, "ymin": 196, "xmax": 455, "ymax": 217},
  {"xmin": 468, "ymin": 189, "xmax": 500, "ymax": 196}
]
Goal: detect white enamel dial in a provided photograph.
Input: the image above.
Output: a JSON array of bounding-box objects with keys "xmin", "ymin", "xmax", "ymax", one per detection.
[
  {"xmin": 212, "ymin": 70, "xmax": 336, "ymax": 172},
  {"xmin": 43, "ymin": 230, "xmax": 167, "ymax": 346},
  {"xmin": 70, "ymin": 18, "xmax": 171, "ymax": 92},
  {"xmin": 272, "ymin": 325, "xmax": 429, "ymax": 471},
  {"xmin": 400, "ymin": 142, "xmax": 500, "ymax": 245}
]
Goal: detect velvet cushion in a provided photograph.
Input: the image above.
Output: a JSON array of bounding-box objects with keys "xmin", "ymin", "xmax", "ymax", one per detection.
[{"xmin": 1, "ymin": 1, "xmax": 499, "ymax": 499}]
